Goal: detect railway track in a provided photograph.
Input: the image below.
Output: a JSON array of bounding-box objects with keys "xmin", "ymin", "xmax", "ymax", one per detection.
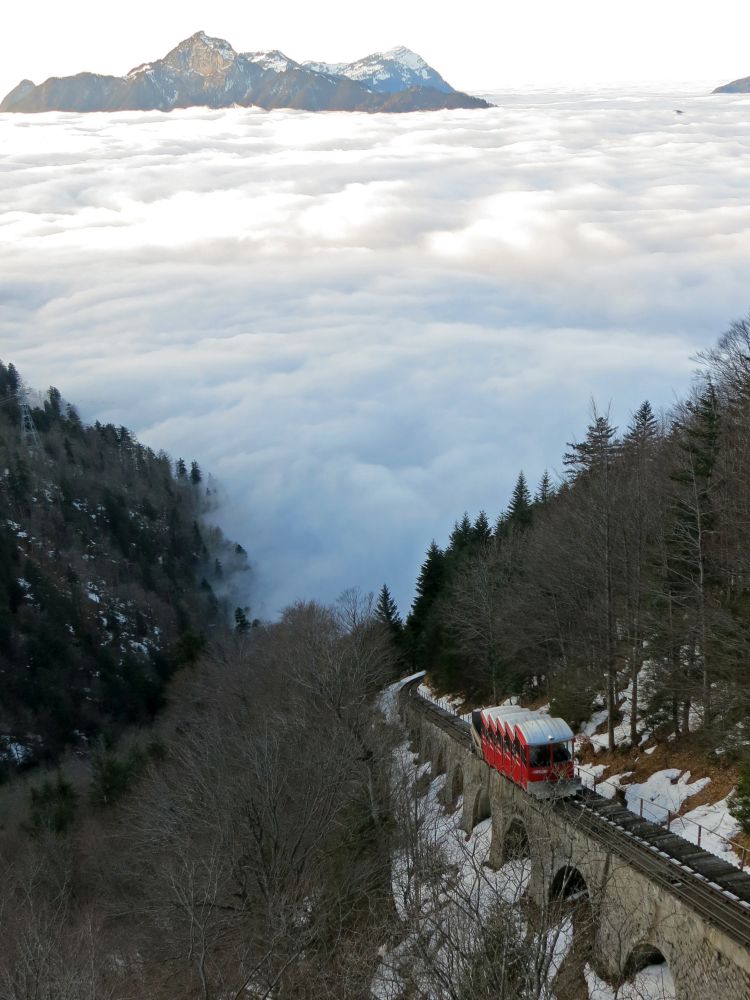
[{"xmin": 402, "ymin": 680, "xmax": 750, "ymax": 951}]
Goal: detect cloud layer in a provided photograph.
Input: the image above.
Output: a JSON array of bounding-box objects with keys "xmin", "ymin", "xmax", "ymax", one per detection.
[{"xmin": 2, "ymin": 91, "xmax": 750, "ymax": 615}]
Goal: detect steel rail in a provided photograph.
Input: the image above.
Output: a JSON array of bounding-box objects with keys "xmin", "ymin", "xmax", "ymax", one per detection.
[
  {"xmin": 402, "ymin": 681, "xmax": 750, "ymax": 951},
  {"xmin": 558, "ymin": 795, "xmax": 750, "ymax": 949}
]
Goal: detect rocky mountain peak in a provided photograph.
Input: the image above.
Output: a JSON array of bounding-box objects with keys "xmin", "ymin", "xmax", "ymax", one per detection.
[
  {"xmin": 1, "ymin": 33, "xmax": 490, "ymax": 114},
  {"xmin": 383, "ymin": 46, "xmax": 427, "ymax": 68},
  {"xmin": 162, "ymin": 31, "xmax": 237, "ymax": 77}
]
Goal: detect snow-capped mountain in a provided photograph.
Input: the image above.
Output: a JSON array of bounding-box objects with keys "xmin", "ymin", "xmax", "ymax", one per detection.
[
  {"xmin": 243, "ymin": 50, "xmax": 299, "ymax": 74},
  {"xmin": 304, "ymin": 46, "xmax": 454, "ymax": 95},
  {"xmin": 1, "ymin": 32, "xmax": 489, "ymax": 114}
]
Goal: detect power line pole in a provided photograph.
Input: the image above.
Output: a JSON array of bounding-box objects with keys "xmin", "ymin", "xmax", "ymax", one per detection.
[{"xmin": 18, "ymin": 386, "xmax": 41, "ymax": 452}]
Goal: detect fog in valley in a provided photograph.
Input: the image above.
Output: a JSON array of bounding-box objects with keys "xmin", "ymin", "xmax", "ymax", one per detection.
[{"xmin": 3, "ymin": 89, "xmax": 750, "ymax": 615}]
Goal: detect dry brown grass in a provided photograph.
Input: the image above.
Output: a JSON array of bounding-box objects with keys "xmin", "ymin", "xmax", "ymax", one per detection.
[{"xmin": 577, "ymin": 731, "xmax": 738, "ymax": 817}]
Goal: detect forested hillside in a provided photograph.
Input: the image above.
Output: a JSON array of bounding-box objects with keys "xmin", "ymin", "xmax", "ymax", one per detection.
[
  {"xmin": 0, "ymin": 361, "xmax": 249, "ymax": 772},
  {"xmin": 404, "ymin": 316, "xmax": 750, "ymax": 754},
  {"xmin": 0, "ymin": 598, "xmax": 398, "ymax": 999}
]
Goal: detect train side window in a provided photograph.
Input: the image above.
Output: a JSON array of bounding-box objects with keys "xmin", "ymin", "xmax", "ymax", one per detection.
[{"xmin": 514, "ymin": 737, "xmax": 521, "ymax": 761}]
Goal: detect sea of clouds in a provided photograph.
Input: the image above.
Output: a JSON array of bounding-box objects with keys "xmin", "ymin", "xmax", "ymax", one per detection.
[{"xmin": 2, "ymin": 90, "xmax": 750, "ymax": 616}]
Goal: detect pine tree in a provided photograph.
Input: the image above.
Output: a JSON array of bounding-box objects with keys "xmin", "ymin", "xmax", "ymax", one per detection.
[
  {"xmin": 666, "ymin": 382, "xmax": 722, "ymax": 730},
  {"xmin": 564, "ymin": 406, "xmax": 620, "ymax": 751},
  {"xmin": 473, "ymin": 510, "xmax": 492, "ymax": 544},
  {"xmin": 190, "ymin": 461, "xmax": 202, "ymax": 485},
  {"xmin": 175, "ymin": 458, "xmax": 187, "ymax": 479},
  {"xmin": 507, "ymin": 471, "xmax": 532, "ymax": 528},
  {"xmin": 564, "ymin": 412, "xmax": 619, "ymax": 476},
  {"xmin": 235, "ymin": 607, "xmax": 251, "ymax": 634},
  {"xmin": 493, "ymin": 510, "xmax": 509, "ymax": 539},
  {"xmin": 448, "ymin": 513, "xmax": 473, "ymax": 554},
  {"xmin": 47, "ymin": 386, "xmax": 62, "ymax": 417},
  {"xmin": 6, "ymin": 363, "xmax": 19, "ymax": 392},
  {"xmin": 534, "ymin": 469, "xmax": 554, "ymax": 504},
  {"xmin": 406, "ymin": 541, "xmax": 446, "ymax": 671},
  {"xmin": 375, "ymin": 583, "xmax": 403, "ymax": 638},
  {"xmin": 621, "ymin": 400, "xmax": 661, "ymax": 743},
  {"xmin": 413, "ymin": 542, "xmax": 445, "ymax": 610},
  {"xmin": 624, "ymin": 400, "xmax": 658, "ymax": 450}
]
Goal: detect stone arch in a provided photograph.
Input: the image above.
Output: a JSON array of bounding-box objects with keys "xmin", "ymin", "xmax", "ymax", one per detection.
[
  {"xmin": 503, "ymin": 817, "xmax": 530, "ymax": 862},
  {"xmin": 469, "ymin": 785, "xmax": 491, "ymax": 829},
  {"xmin": 621, "ymin": 943, "xmax": 675, "ymax": 998},
  {"xmin": 417, "ymin": 730, "xmax": 434, "ymax": 764},
  {"xmin": 431, "ymin": 741, "xmax": 447, "ymax": 777},
  {"xmin": 444, "ymin": 762, "xmax": 464, "ymax": 808},
  {"xmin": 550, "ymin": 865, "xmax": 589, "ymax": 903}
]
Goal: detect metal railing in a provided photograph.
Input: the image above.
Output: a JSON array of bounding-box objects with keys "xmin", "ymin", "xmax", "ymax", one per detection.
[
  {"xmin": 413, "ymin": 684, "xmax": 749, "ymax": 872},
  {"xmin": 575, "ymin": 766, "xmax": 748, "ymax": 870}
]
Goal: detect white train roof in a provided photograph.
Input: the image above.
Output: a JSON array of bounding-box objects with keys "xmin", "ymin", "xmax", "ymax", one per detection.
[
  {"xmin": 514, "ymin": 716, "xmax": 574, "ymax": 746},
  {"xmin": 482, "ymin": 705, "xmax": 533, "ymax": 722},
  {"xmin": 481, "ymin": 706, "xmax": 532, "ymax": 727}
]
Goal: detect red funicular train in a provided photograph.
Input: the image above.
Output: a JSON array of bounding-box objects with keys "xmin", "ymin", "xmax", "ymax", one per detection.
[{"xmin": 470, "ymin": 705, "xmax": 581, "ymax": 798}]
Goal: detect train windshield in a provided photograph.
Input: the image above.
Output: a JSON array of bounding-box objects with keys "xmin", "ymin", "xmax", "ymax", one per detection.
[
  {"xmin": 552, "ymin": 742, "xmax": 571, "ymax": 763},
  {"xmin": 529, "ymin": 746, "xmax": 550, "ymax": 767}
]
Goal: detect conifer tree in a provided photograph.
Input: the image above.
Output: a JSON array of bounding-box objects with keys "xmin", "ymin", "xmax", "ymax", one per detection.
[
  {"xmin": 564, "ymin": 412, "xmax": 619, "ymax": 476},
  {"xmin": 624, "ymin": 400, "xmax": 658, "ymax": 449},
  {"xmin": 375, "ymin": 583, "xmax": 403, "ymax": 639},
  {"xmin": 406, "ymin": 541, "xmax": 447, "ymax": 673},
  {"xmin": 190, "ymin": 461, "xmax": 202, "ymax": 485},
  {"xmin": 508, "ymin": 471, "xmax": 532, "ymax": 528},
  {"xmin": 473, "ymin": 510, "xmax": 492, "ymax": 544},
  {"xmin": 175, "ymin": 458, "xmax": 187, "ymax": 479},
  {"xmin": 493, "ymin": 510, "xmax": 509, "ymax": 539},
  {"xmin": 621, "ymin": 400, "xmax": 661, "ymax": 743},
  {"xmin": 448, "ymin": 513, "xmax": 473, "ymax": 554},
  {"xmin": 47, "ymin": 386, "xmax": 62, "ymax": 417},
  {"xmin": 235, "ymin": 607, "xmax": 251, "ymax": 634},
  {"xmin": 563, "ymin": 407, "xmax": 620, "ymax": 751},
  {"xmin": 665, "ymin": 382, "xmax": 722, "ymax": 729},
  {"xmin": 6, "ymin": 363, "xmax": 19, "ymax": 392},
  {"xmin": 534, "ymin": 469, "xmax": 554, "ymax": 504}
]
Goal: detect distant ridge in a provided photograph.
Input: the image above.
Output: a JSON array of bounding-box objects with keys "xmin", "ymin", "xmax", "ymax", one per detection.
[
  {"xmin": 713, "ymin": 74, "xmax": 750, "ymax": 94},
  {"xmin": 0, "ymin": 31, "xmax": 490, "ymax": 114}
]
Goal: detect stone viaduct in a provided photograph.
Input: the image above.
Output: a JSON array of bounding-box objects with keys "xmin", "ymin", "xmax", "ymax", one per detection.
[{"xmin": 401, "ymin": 692, "xmax": 750, "ymax": 999}]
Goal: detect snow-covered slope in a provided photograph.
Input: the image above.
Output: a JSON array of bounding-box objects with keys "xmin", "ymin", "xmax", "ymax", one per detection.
[
  {"xmin": 242, "ymin": 49, "xmax": 299, "ymax": 74},
  {"xmin": 304, "ymin": 46, "xmax": 455, "ymax": 94}
]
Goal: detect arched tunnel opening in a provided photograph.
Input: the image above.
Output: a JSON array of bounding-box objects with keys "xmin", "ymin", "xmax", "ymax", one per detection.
[
  {"xmin": 504, "ymin": 818, "xmax": 530, "ymax": 861},
  {"xmin": 550, "ymin": 865, "xmax": 589, "ymax": 904},
  {"xmin": 624, "ymin": 942, "xmax": 674, "ymax": 984},
  {"xmin": 446, "ymin": 765, "xmax": 463, "ymax": 809},
  {"xmin": 471, "ymin": 787, "xmax": 491, "ymax": 829},
  {"xmin": 433, "ymin": 744, "xmax": 446, "ymax": 776},
  {"xmin": 621, "ymin": 944, "xmax": 675, "ymax": 999}
]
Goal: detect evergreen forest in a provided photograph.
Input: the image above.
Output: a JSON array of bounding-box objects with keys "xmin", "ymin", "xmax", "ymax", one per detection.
[
  {"xmin": 402, "ymin": 316, "xmax": 750, "ymax": 755},
  {"xmin": 0, "ymin": 361, "xmax": 249, "ymax": 772}
]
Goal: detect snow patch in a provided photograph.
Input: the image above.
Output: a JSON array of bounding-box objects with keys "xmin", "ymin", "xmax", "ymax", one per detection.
[
  {"xmin": 622, "ymin": 768, "xmax": 710, "ymax": 823},
  {"xmin": 244, "ymin": 50, "xmax": 297, "ymax": 74},
  {"xmin": 671, "ymin": 796, "xmax": 743, "ymax": 866},
  {"xmin": 586, "ymin": 961, "xmax": 675, "ymax": 999}
]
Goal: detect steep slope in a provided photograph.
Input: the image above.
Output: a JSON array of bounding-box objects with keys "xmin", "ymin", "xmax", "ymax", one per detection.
[
  {"xmin": 0, "ymin": 31, "xmax": 490, "ymax": 114},
  {"xmin": 0, "ymin": 361, "xmax": 249, "ymax": 771}
]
